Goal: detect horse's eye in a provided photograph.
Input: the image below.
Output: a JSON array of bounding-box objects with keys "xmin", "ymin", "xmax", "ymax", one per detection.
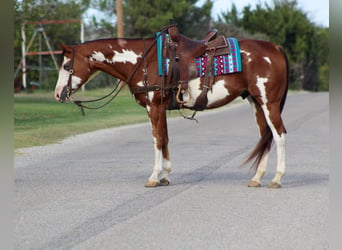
[{"xmin": 63, "ymin": 63, "xmax": 71, "ymax": 71}]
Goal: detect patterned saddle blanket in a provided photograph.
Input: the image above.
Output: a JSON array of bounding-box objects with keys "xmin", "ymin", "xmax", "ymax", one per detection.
[
  {"xmin": 195, "ymin": 38, "xmax": 242, "ymax": 77},
  {"xmin": 157, "ymin": 35, "xmax": 242, "ymax": 77}
]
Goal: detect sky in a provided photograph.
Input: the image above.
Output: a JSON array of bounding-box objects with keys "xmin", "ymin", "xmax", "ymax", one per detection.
[
  {"xmin": 204, "ymin": 0, "xmax": 329, "ymax": 27},
  {"xmin": 84, "ymin": 0, "xmax": 329, "ymax": 28}
]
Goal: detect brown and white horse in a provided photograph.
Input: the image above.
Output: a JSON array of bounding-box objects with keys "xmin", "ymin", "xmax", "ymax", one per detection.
[{"xmin": 54, "ymin": 28, "xmax": 288, "ymax": 188}]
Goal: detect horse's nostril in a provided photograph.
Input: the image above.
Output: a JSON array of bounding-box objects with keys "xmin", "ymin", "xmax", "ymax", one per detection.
[{"xmin": 60, "ymin": 86, "xmax": 68, "ymax": 101}]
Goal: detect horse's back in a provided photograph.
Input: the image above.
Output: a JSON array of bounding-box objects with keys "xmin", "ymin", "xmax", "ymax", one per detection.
[{"xmin": 239, "ymin": 39, "xmax": 286, "ymax": 66}]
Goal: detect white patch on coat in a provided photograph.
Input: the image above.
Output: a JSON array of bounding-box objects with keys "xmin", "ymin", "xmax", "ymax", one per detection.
[
  {"xmin": 71, "ymin": 76, "xmax": 82, "ymax": 89},
  {"xmin": 91, "ymin": 51, "xmax": 110, "ymax": 63},
  {"xmin": 241, "ymin": 49, "xmax": 252, "ymax": 63},
  {"xmin": 183, "ymin": 79, "xmax": 229, "ymax": 108},
  {"xmin": 207, "ymin": 80, "xmax": 229, "ymax": 106},
  {"xmin": 183, "ymin": 78, "xmax": 229, "ymax": 107},
  {"xmin": 55, "ymin": 56, "xmax": 83, "ymax": 98},
  {"xmin": 136, "ymin": 81, "xmax": 144, "ymax": 87},
  {"xmin": 263, "ymin": 56, "xmax": 271, "ymax": 64},
  {"xmin": 112, "ymin": 49, "xmax": 142, "ymax": 64},
  {"xmin": 55, "ymin": 57, "xmax": 70, "ymax": 90},
  {"xmin": 148, "ymin": 91, "xmax": 154, "ymax": 102},
  {"xmin": 256, "ymin": 75, "xmax": 269, "ymax": 104},
  {"xmin": 240, "ymin": 49, "xmax": 251, "ymax": 56},
  {"xmin": 182, "ymin": 78, "xmax": 201, "ymax": 107}
]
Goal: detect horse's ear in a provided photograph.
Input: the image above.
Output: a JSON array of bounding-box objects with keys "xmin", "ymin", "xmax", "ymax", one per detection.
[{"xmin": 60, "ymin": 43, "xmax": 70, "ymax": 51}]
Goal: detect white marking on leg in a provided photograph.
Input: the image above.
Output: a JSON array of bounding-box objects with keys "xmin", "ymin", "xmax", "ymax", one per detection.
[
  {"xmin": 247, "ymin": 96, "xmax": 269, "ymax": 184},
  {"xmin": 256, "ymin": 76, "xmax": 286, "ymax": 185},
  {"xmin": 149, "ymin": 136, "xmax": 163, "ymax": 182},
  {"xmin": 251, "ymin": 152, "xmax": 269, "ymax": 184},
  {"xmin": 112, "ymin": 49, "xmax": 142, "ymax": 64},
  {"xmin": 159, "ymin": 159, "xmax": 172, "ymax": 182},
  {"xmin": 263, "ymin": 56, "xmax": 272, "ymax": 64}
]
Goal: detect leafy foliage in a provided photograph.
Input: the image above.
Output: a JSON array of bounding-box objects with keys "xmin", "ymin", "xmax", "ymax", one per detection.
[
  {"xmin": 13, "ymin": 0, "xmax": 328, "ymax": 91},
  {"xmin": 216, "ymin": 0, "xmax": 329, "ymax": 90},
  {"xmin": 14, "ymin": 0, "xmax": 88, "ymax": 90}
]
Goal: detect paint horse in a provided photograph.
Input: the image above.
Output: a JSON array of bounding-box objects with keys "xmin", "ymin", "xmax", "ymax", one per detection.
[{"xmin": 55, "ymin": 25, "xmax": 289, "ymax": 188}]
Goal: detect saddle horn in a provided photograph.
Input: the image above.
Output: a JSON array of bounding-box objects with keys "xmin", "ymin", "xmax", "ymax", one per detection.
[{"xmin": 168, "ymin": 19, "xmax": 180, "ymax": 42}]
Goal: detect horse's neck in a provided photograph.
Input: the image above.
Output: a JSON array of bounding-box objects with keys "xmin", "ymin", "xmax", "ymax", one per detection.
[{"xmin": 83, "ymin": 38, "xmax": 152, "ymax": 82}]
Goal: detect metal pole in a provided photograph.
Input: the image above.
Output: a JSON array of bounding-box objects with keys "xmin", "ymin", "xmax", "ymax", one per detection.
[
  {"xmin": 39, "ymin": 28, "xmax": 43, "ymax": 88},
  {"xmin": 21, "ymin": 23, "xmax": 27, "ymax": 89},
  {"xmin": 80, "ymin": 19, "xmax": 84, "ymax": 43},
  {"xmin": 80, "ymin": 19, "xmax": 85, "ymax": 92},
  {"xmin": 41, "ymin": 29, "xmax": 59, "ymax": 69}
]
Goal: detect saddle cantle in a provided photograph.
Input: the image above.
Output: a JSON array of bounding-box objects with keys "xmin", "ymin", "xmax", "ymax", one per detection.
[{"xmin": 167, "ymin": 25, "xmax": 229, "ymax": 58}]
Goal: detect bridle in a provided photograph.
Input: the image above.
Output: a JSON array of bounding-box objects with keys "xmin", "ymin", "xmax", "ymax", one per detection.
[{"xmin": 64, "ymin": 46, "xmax": 126, "ymax": 115}]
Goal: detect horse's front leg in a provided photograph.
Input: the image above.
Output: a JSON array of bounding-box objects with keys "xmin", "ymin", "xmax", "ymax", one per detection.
[{"xmin": 145, "ymin": 104, "xmax": 171, "ymax": 187}]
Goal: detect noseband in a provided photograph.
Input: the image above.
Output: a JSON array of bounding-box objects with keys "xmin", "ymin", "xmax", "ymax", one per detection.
[{"xmin": 62, "ymin": 46, "xmax": 76, "ymax": 100}]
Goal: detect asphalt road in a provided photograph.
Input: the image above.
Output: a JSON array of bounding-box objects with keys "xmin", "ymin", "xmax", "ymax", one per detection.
[{"xmin": 15, "ymin": 92, "xmax": 329, "ymax": 250}]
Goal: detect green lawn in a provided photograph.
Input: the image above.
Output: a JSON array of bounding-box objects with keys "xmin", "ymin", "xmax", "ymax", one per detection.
[
  {"xmin": 14, "ymin": 87, "xmax": 151, "ymax": 148},
  {"xmin": 14, "ymin": 86, "xmax": 244, "ymax": 149}
]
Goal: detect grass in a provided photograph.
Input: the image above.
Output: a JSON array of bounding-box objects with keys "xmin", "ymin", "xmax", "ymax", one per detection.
[
  {"xmin": 14, "ymin": 86, "xmax": 244, "ymax": 149},
  {"xmin": 14, "ymin": 87, "xmax": 152, "ymax": 149}
]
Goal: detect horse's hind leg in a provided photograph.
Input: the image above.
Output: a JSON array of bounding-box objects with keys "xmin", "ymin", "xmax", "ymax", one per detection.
[
  {"xmin": 247, "ymin": 96, "xmax": 270, "ymax": 187},
  {"xmin": 260, "ymin": 102, "xmax": 286, "ymax": 188}
]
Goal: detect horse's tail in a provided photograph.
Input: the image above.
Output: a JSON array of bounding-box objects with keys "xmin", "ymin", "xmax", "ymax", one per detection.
[
  {"xmin": 277, "ymin": 45, "xmax": 289, "ymax": 114},
  {"xmin": 245, "ymin": 45, "xmax": 289, "ymax": 171}
]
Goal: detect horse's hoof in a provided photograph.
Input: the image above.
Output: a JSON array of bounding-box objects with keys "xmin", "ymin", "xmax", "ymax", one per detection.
[
  {"xmin": 248, "ymin": 180, "xmax": 261, "ymax": 187},
  {"xmin": 159, "ymin": 178, "xmax": 170, "ymax": 186},
  {"xmin": 267, "ymin": 182, "xmax": 282, "ymax": 188},
  {"xmin": 144, "ymin": 180, "xmax": 159, "ymax": 188}
]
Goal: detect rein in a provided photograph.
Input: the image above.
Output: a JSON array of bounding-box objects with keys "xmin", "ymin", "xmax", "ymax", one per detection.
[{"xmin": 69, "ymin": 81, "xmax": 125, "ymax": 115}]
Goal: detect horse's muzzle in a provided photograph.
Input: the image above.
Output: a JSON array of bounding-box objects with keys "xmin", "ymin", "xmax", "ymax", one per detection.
[{"xmin": 56, "ymin": 86, "xmax": 68, "ymax": 103}]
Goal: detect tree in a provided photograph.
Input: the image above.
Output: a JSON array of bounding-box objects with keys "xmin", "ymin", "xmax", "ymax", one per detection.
[
  {"xmin": 216, "ymin": 0, "xmax": 329, "ymax": 91},
  {"xmin": 122, "ymin": 0, "xmax": 212, "ymax": 38},
  {"xmin": 14, "ymin": 0, "xmax": 88, "ymax": 89}
]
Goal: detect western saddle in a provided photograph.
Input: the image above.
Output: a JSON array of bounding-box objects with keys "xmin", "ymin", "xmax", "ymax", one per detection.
[{"xmin": 164, "ymin": 24, "xmax": 230, "ymax": 111}]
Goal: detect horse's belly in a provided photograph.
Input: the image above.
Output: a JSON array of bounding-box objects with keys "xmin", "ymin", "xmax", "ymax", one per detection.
[{"xmin": 183, "ymin": 78, "xmax": 229, "ymax": 108}]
